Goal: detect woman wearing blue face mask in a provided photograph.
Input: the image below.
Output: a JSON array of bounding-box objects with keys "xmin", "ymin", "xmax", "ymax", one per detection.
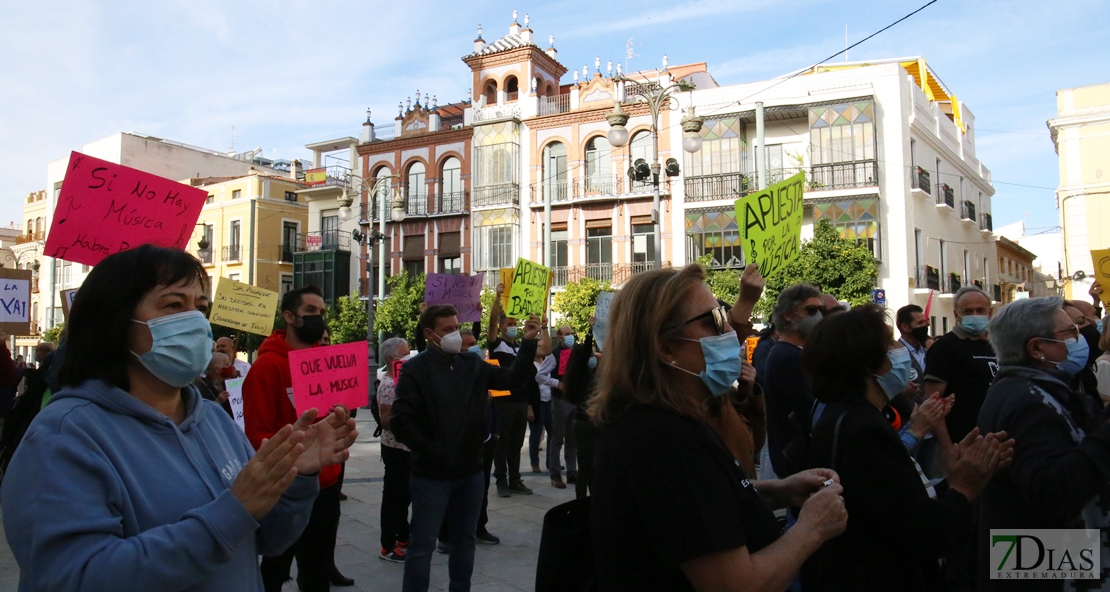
[
  {"xmin": 0, "ymin": 245, "xmax": 357, "ymax": 592},
  {"xmin": 588, "ymin": 264, "xmax": 849, "ymax": 592},
  {"xmin": 799, "ymin": 304, "xmax": 1013, "ymax": 592},
  {"xmin": 978, "ymin": 297, "xmax": 1110, "ymax": 591}
]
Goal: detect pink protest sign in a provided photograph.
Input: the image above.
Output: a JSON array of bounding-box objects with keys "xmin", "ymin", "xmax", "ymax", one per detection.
[
  {"xmin": 424, "ymin": 272, "xmax": 486, "ymax": 322},
  {"xmin": 558, "ymin": 348, "xmax": 572, "ymax": 375},
  {"xmin": 288, "ymin": 341, "xmax": 370, "ymax": 414},
  {"xmin": 44, "ymin": 152, "xmax": 208, "ymax": 266}
]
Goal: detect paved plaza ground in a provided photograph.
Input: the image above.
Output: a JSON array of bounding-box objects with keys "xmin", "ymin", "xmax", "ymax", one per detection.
[{"xmin": 0, "ymin": 415, "xmax": 572, "ymax": 591}]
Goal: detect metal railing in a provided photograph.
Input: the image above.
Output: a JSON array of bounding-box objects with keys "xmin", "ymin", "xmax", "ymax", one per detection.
[
  {"xmin": 303, "ymin": 164, "xmax": 350, "ymax": 188},
  {"xmin": 435, "ymin": 191, "xmax": 467, "ymax": 214},
  {"xmin": 936, "ymin": 184, "xmax": 955, "ymax": 208},
  {"xmin": 296, "ymin": 230, "xmax": 351, "ymax": 251},
  {"xmin": 980, "ymin": 212, "xmax": 993, "ymax": 232},
  {"xmin": 539, "ymin": 94, "xmax": 571, "ymax": 116},
  {"xmin": 372, "ymin": 123, "xmax": 397, "ymax": 142},
  {"xmin": 626, "ymin": 81, "xmax": 662, "ymax": 97},
  {"xmin": 406, "ymin": 193, "xmax": 428, "ymax": 216},
  {"xmin": 685, "ymin": 172, "xmax": 754, "ymax": 202},
  {"xmin": 915, "ymin": 265, "xmax": 941, "ymax": 290},
  {"xmin": 531, "ymin": 181, "xmax": 571, "ymax": 204},
  {"xmin": 949, "ymin": 273, "xmax": 962, "ymax": 294},
  {"xmin": 221, "ymin": 245, "xmax": 241, "ymax": 262},
  {"xmin": 472, "ymin": 183, "xmax": 519, "ymax": 207},
  {"xmin": 551, "ymin": 261, "xmax": 659, "ymax": 287},
  {"xmin": 198, "ymin": 249, "xmax": 213, "ymax": 264},
  {"xmin": 961, "ymin": 201, "xmax": 976, "ymax": 221},
  {"xmin": 912, "ymin": 167, "xmax": 931, "ymax": 194},
  {"xmin": 280, "ymin": 246, "xmax": 294, "ymax": 263},
  {"xmin": 576, "ymin": 174, "xmax": 621, "ymax": 198},
  {"xmin": 529, "ymin": 175, "xmax": 672, "ymax": 204},
  {"xmin": 440, "ymin": 114, "xmax": 464, "ymax": 131},
  {"xmin": 809, "ymin": 160, "xmax": 878, "ymax": 191},
  {"xmin": 16, "ymin": 231, "xmax": 44, "ymax": 244}
]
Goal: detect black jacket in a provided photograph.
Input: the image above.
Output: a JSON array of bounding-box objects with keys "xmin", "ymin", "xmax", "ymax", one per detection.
[
  {"xmin": 489, "ymin": 338, "xmax": 540, "ymax": 408},
  {"xmin": 563, "ymin": 332, "xmax": 596, "ymax": 420},
  {"xmin": 977, "ymin": 366, "xmax": 1110, "ymax": 591},
  {"xmin": 392, "ymin": 339, "xmax": 538, "ymax": 479},
  {"xmin": 801, "ymin": 397, "xmax": 971, "ymax": 592}
]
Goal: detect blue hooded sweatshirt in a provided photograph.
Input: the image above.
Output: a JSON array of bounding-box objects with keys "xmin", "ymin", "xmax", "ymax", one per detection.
[{"xmin": 1, "ymin": 379, "xmax": 319, "ymax": 592}]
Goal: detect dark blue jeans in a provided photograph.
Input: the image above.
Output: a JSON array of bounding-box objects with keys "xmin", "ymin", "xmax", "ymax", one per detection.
[{"xmin": 402, "ymin": 471, "xmax": 485, "ymax": 592}]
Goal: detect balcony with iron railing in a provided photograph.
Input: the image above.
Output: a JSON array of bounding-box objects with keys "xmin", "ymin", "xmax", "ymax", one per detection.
[
  {"xmin": 440, "ymin": 114, "xmax": 464, "ymax": 131},
  {"xmin": 303, "ymin": 164, "xmax": 350, "ymax": 189},
  {"xmin": 961, "ymin": 201, "xmax": 976, "ymax": 222},
  {"xmin": 809, "ymin": 160, "xmax": 878, "ymax": 191},
  {"xmin": 948, "ymin": 273, "xmax": 962, "ymax": 294},
  {"xmin": 472, "ymin": 184, "xmax": 519, "ymax": 208},
  {"xmin": 911, "ymin": 167, "xmax": 931, "ymax": 195},
  {"xmin": 434, "ymin": 191, "xmax": 467, "ymax": 214},
  {"xmin": 370, "ymin": 123, "xmax": 397, "ymax": 142},
  {"xmin": 16, "ymin": 231, "xmax": 44, "ymax": 245},
  {"xmin": 914, "ymin": 265, "xmax": 941, "ymax": 291},
  {"xmin": 685, "ymin": 172, "xmax": 754, "ymax": 202},
  {"xmin": 296, "ymin": 230, "xmax": 351, "ymax": 252},
  {"xmin": 406, "ymin": 193, "xmax": 428, "ymax": 217},
  {"xmin": 551, "ymin": 261, "xmax": 659, "ymax": 287},
  {"xmin": 936, "ymin": 184, "xmax": 955, "ymax": 208},
  {"xmin": 528, "ymin": 175, "xmax": 672, "ymax": 205},
  {"xmin": 221, "ymin": 245, "xmax": 241, "ymax": 262},
  {"xmin": 539, "ymin": 94, "xmax": 571, "ymax": 116},
  {"xmin": 980, "ymin": 212, "xmax": 993, "ymax": 232}
]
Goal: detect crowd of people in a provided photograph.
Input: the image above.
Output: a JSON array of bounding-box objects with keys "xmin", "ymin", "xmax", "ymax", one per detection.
[{"xmin": 1, "ymin": 243, "xmax": 1110, "ymax": 592}]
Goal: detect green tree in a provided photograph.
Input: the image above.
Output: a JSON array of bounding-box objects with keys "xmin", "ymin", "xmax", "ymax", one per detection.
[
  {"xmin": 41, "ymin": 323, "xmax": 65, "ymax": 344},
  {"xmin": 328, "ymin": 292, "xmax": 369, "ymax": 344},
  {"xmin": 552, "ymin": 277, "xmax": 613, "ymax": 338},
  {"xmin": 754, "ymin": 219, "xmax": 879, "ymax": 319},
  {"xmin": 698, "ymin": 254, "xmax": 741, "ymax": 306},
  {"xmin": 374, "ymin": 270, "xmax": 426, "ymax": 343}
]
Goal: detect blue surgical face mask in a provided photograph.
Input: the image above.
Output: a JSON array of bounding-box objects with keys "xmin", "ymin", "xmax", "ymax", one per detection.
[
  {"xmin": 131, "ymin": 310, "xmax": 214, "ymax": 388},
  {"xmin": 960, "ymin": 315, "xmax": 989, "ymax": 336},
  {"xmin": 873, "ymin": 348, "xmax": 912, "ymax": 401},
  {"xmin": 1043, "ymin": 336, "xmax": 1091, "ymax": 376},
  {"xmin": 1096, "ymin": 319, "xmax": 1105, "ymax": 334},
  {"xmin": 563, "ymin": 335, "xmax": 575, "ymax": 348},
  {"xmin": 673, "ymin": 332, "xmax": 743, "ymax": 397},
  {"xmin": 587, "ymin": 356, "xmax": 598, "ymax": 370},
  {"xmin": 505, "ymin": 326, "xmax": 519, "ymax": 339},
  {"xmin": 468, "ymin": 345, "xmax": 482, "ymax": 355},
  {"xmin": 795, "ymin": 311, "xmax": 823, "ymax": 338}
]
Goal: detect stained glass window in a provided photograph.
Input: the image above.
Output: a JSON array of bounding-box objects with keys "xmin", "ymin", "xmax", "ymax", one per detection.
[
  {"xmin": 812, "ymin": 198, "xmax": 881, "ymax": 260},
  {"xmin": 685, "ymin": 208, "xmax": 745, "ymax": 269},
  {"xmin": 685, "ymin": 118, "xmax": 744, "ymax": 177},
  {"xmin": 809, "ymin": 101, "xmax": 876, "ymax": 165}
]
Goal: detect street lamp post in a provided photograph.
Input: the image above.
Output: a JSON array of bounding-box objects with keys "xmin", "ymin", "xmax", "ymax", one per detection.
[
  {"xmin": 343, "ymin": 175, "xmax": 402, "ymax": 370},
  {"xmin": 607, "ymin": 63, "xmax": 704, "ymax": 270}
]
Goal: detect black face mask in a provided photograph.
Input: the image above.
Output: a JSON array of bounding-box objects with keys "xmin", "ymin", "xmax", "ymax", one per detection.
[
  {"xmin": 1080, "ymin": 324, "xmax": 1102, "ymax": 366},
  {"xmin": 293, "ymin": 314, "xmax": 327, "ymax": 344},
  {"xmin": 910, "ymin": 326, "xmax": 930, "ymax": 344}
]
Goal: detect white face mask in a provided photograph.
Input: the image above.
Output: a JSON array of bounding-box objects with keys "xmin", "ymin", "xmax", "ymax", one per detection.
[{"xmin": 436, "ymin": 330, "xmax": 463, "ymax": 354}]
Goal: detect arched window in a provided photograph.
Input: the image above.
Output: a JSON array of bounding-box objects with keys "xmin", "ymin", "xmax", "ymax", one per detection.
[
  {"xmin": 439, "ymin": 157, "xmax": 462, "ymax": 213},
  {"xmin": 545, "ymin": 83, "xmax": 555, "ymax": 97},
  {"xmin": 505, "ymin": 76, "xmax": 519, "ymax": 102},
  {"xmin": 35, "ymin": 217, "xmax": 42, "ymax": 234},
  {"xmin": 630, "ymin": 131, "xmax": 653, "ymax": 192},
  {"xmin": 585, "ymin": 137, "xmax": 613, "ymax": 194},
  {"xmin": 542, "ymin": 142, "xmax": 567, "ymax": 202},
  {"xmin": 406, "ymin": 162, "xmax": 426, "ymax": 215},
  {"xmin": 484, "ymin": 80, "xmax": 497, "ymax": 106},
  {"xmin": 25, "ymin": 220, "xmax": 32, "ymax": 236},
  {"xmin": 372, "ymin": 166, "xmax": 392, "ymax": 218}
]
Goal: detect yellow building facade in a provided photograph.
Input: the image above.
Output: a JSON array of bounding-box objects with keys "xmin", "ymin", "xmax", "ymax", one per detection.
[
  {"xmin": 1048, "ymin": 81, "xmax": 1110, "ymax": 298},
  {"xmin": 190, "ymin": 172, "xmax": 309, "ymax": 295}
]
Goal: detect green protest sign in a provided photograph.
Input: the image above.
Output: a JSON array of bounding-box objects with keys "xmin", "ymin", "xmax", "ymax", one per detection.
[
  {"xmin": 734, "ymin": 172, "xmax": 805, "ymax": 278},
  {"xmin": 506, "ymin": 258, "xmax": 551, "ymax": 319}
]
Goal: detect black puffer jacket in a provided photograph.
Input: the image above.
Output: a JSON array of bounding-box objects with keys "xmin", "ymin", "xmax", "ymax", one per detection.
[{"xmin": 392, "ymin": 338, "xmax": 538, "ymax": 479}]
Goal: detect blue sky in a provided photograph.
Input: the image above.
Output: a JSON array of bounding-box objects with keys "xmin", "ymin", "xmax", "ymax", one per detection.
[{"xmin": 2, "ymin": 0, "xmax": 1108, "ymax": 233}]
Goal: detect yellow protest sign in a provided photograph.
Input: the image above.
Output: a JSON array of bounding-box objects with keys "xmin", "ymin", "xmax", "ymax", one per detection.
[
  {"xmin": 1092, "ymin": 249, "xmax": 1110, "ymax": 305},
  {"xmin": 499, "ymin": 267, "xmax": 514, "ymax": 310},
  {"xmin": 734, "ymin": 172, "xmax": 805, "ymax": 278},
  {"xmin": 210, "ymin": 277, "xmax": 280, "ymax": 335},
  {"xmin": 506, "ymin": 258, "xmax": 551, "ymax": 319}
]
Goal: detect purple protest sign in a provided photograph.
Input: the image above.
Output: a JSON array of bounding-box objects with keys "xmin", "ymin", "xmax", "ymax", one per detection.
[{"xmin": 424, "ymin": 273, "xmax": 486, "ymax": 322}]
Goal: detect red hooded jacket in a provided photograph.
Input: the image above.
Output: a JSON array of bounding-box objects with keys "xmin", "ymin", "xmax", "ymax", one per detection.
[{"xmin": 243, "ymin": 330, "xmax": 340, "ymax": 489}]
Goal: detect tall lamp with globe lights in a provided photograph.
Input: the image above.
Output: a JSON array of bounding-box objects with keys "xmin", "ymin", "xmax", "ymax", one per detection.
[
  {"xmin": 606, "ymin": 56, "xmax": 704, "ymax": 269},
  {"xmin": 342, "ymin": 174, "xmax": 402, "ymax": 369}
]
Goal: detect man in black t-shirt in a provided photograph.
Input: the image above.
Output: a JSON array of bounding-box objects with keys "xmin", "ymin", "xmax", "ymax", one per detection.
[
  {"xmin": 486, "ymin": 283, "xmax": 538, "ymax": 498},
  {"xmin": 924, "ymin": 286, "xmax": 998, "ymax": 444}
]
